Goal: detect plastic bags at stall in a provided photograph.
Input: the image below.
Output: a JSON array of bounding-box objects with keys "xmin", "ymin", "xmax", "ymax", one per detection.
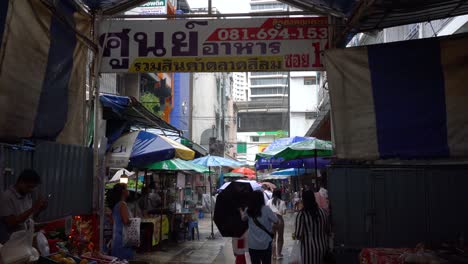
[{"xmin": 0, "ymin": 220, "xmax": 38, "ymax": 264}]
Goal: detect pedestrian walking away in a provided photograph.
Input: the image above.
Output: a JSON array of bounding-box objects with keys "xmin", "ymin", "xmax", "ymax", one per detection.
[
  {"xmin": 266, "ymin": 189, "xmax": 287, "ymax": 259},
  {"xmin": 240, "ymin": 190, "xmax": 278, "ymax": 264},
  {"xmin": 293, "ymin": 190, "xmax": 330, "ymax": 264}
]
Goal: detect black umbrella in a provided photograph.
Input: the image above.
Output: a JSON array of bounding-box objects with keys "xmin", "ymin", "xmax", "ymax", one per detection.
[{"xmin": 214, "ymin": 181, "xmax": 256, "ymax": 237}]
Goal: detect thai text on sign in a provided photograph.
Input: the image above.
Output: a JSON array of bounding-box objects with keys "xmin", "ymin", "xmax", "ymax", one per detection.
[{"xmin": 99, "ymin": 17, "xmax": 329, "ymax": 72}]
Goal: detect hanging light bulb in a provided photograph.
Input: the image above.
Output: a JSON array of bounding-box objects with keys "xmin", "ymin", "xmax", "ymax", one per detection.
[{"xmin": 120, "ymin": 172, "xmax": 129, "ymax": 184}]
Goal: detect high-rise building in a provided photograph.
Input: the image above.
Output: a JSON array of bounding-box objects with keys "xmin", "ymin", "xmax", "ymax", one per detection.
[
  {"xmin": 233, "ymin": 1, "xmax": 290, "ymax": 165},
  {"xmin": 248, "ymin": 72, "xmax": 289, "ymax": 101},
  {"xmin": 248, "ymin": 0, "xmax": 289, "ymax": 103},
  {"xmin": 232, "ymin": 72, "xmax": 248, "ymax": 102}
]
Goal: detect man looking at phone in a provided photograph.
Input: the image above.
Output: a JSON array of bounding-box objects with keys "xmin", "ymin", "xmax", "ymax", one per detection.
[{"xmin": 0, "ymin": 169, "xmax": 48, "ymax": 243}]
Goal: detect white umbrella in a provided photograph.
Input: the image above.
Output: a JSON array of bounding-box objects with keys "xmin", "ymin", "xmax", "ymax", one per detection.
[
  {"xmin": 109, "ymin": 169, "xmax": 135, "ymax": 183},
  {"xmin": 219, "ymin": 180, "xmax": 262, "ymax": 191}
]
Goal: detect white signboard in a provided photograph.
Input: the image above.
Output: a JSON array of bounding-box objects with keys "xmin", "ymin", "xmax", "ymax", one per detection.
[
  {"xmin": 99, "ymin": 17, "xmax": 329, "ymax": 72},
  {"xmin": 126, "ymin": 0, "xmax": 167, "ymax": 15}
]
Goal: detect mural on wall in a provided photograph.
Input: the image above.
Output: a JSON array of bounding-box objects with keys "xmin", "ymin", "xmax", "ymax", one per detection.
[{"xmin": 140, "ymin": 73, "xmax": 174, "ymax": 122}]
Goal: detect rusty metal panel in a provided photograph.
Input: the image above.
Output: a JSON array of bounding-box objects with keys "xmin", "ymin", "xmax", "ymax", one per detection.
[{"xmin": 33, "ymin": 142, "xmax": 93, "ymax": 222}]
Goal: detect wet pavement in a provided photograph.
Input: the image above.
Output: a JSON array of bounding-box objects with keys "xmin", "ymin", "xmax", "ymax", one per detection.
[{"xmin": 135, "ymin": 212, "xmax": 297, "ymax": 263}]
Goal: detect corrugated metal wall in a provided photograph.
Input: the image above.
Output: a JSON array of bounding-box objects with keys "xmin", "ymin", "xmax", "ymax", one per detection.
[
  {"xmin": 0, "ymin": 146, "xmax": 34, "ymax": 189},
  {"xmin": 329, "ymin": 165, "xmax": 468, "ymax": 250},
  {"xmin": 0, "ymin": 142, "xmax": 93, "ymax": 222}
]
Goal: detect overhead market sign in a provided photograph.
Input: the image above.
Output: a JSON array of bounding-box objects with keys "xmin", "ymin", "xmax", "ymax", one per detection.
[
  {"xmin": 126, "ymin": 0, "xmax": 167, "ymax": 15},
  {"xmin": 99, "ymin": 17, "xmax": 328, "ymax": 73}
]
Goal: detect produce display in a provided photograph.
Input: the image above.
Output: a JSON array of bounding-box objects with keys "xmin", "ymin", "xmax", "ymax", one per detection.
[{"xmin": 44, "ymin": 252, "xmax": 90, "ymax": 264}]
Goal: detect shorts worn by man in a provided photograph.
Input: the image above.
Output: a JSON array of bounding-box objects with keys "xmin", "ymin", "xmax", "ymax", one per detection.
[{"xmin": 0, "ymin": 169, "xmax": 47, "ymax": 243}]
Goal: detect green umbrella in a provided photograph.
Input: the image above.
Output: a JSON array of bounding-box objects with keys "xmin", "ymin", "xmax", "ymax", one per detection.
[
  {"xmin": 224, "ymin": 172, "xmax": 245, "ymax": 178},
  {"xmin": 145, "ymin": 158, "xmax": 209, "ymax": 173},
  {"xmin": 256, "ymin": 139, "xmax": 333, "ymax": 177},
  {"xmin": 256, "ymin": 139, "xmax": 332, "ymax": 160}
]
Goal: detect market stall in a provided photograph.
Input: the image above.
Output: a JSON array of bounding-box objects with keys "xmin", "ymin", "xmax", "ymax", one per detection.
[{"xmin": 133, "ymin": 159, "xmax": 210, "ymax": 250}]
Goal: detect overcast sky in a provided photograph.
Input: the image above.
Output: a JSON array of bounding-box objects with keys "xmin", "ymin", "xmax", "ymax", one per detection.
[{"xmin": 187, "ymin": 0, "xmax": 251, "ymax": 13}]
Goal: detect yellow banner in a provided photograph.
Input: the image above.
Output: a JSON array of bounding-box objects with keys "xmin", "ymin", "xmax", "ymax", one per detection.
[
  {"xmin": 258, "ymin": 144, "xmax": 269, "ymax": 153},
  {"xmin": 129, "ymin": 56, "xmax": 283, "ymax": 73}
]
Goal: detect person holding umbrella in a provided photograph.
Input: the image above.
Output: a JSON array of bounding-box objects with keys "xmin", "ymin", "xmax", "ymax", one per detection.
[{"xmin": 240, "ymin": 190, "xmax": 278, "ymax": 264}]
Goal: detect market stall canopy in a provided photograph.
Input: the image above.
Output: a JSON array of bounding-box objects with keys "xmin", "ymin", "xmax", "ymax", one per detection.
[
  {"xmin": 100, "ymin": 95, "xmax": 181, "ymax": 134},
  {"xmin": 144, "ymin": 158, "xmax": 209, "ymax": 173},
  {"xmin": 326, "ymin": 35, "xmax": 468, "ymax": 160},
  {"xmin": 107, "ymin": 131, "xmax": 195, "ymax": 168},
  {"xmin": 191, "ymin": 155, "xmax": 243, "ymax": 168},
  {"xmin": 256, "ymin": 138, "xmax": 333, "ymax": 160},
  {"xmin": 0, "ymin": 0, "xmax": 90, "ymax": 145}
]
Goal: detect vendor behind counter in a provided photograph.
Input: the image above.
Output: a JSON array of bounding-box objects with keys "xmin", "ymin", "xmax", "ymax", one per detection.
[{"xmin": 0, "ymin": 169, "xmax": 48, "ymax": 244}]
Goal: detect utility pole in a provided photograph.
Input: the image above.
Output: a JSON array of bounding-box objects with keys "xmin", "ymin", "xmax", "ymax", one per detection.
[{"xmin": 221, "ymin": 74, "xmax": 226, "ymax": 157}]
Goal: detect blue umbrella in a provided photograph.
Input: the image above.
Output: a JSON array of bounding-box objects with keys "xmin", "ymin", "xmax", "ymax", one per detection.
[
  {"xmin": 191, "ymin": 155, "xmax": 243, "ymax": 168},
  {"xmin": 264, "ymin": 136, "xmax": 312, "ymax": 152},
  {"xmin": 190, "ymin": 155, "xmax": 242, "ymax": 239},
  {"xmin": 271, "ymin": 168, "xmax": 306, "ymax": 176}
]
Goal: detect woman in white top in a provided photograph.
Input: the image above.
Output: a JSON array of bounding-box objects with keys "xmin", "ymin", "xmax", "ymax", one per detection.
[{"xmin": 266, "ymin": 189, "xmax": 287, "ymax": 259}]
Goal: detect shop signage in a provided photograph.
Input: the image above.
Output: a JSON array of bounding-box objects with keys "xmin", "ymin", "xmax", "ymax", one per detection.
[
  {"xmin": 126, "ymin": 0, "xmax": 167, "ymax": 15},
  {"xmin": 99, "ymin": 17, "xmax": 328, "ymax": 72}
]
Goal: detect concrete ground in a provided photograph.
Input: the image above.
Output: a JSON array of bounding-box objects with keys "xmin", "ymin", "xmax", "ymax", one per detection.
[{"xmin": 135, "ymin": 213, "xmax": 297, "ymax": 263}]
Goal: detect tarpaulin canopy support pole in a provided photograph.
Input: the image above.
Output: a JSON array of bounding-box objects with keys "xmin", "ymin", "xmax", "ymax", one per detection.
[
  {"xmin": 91, "ymin": 12, "xmax": 106, "ymax": 252},
  {"xmin": 207, "ymin": 167, "xmax": 215, "ymax": 239}
]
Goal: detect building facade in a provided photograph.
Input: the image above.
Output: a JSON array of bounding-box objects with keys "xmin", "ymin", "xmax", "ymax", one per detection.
[
  {"xmin": 191, "ymin": 72, "xmax": 236, "ymax": 157},
  {"xmin": 289, "ymin": 71, "xmax": 319, "ymax": 137},
  {"xmin": 232, "ymin": 72, "xmax": 248, "ymax": 102}
]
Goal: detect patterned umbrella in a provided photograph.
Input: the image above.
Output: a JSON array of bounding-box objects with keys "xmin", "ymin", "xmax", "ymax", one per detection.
[{"xmin": 107, "ymin": 131, "xmax": 195, "ymax": 168}]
